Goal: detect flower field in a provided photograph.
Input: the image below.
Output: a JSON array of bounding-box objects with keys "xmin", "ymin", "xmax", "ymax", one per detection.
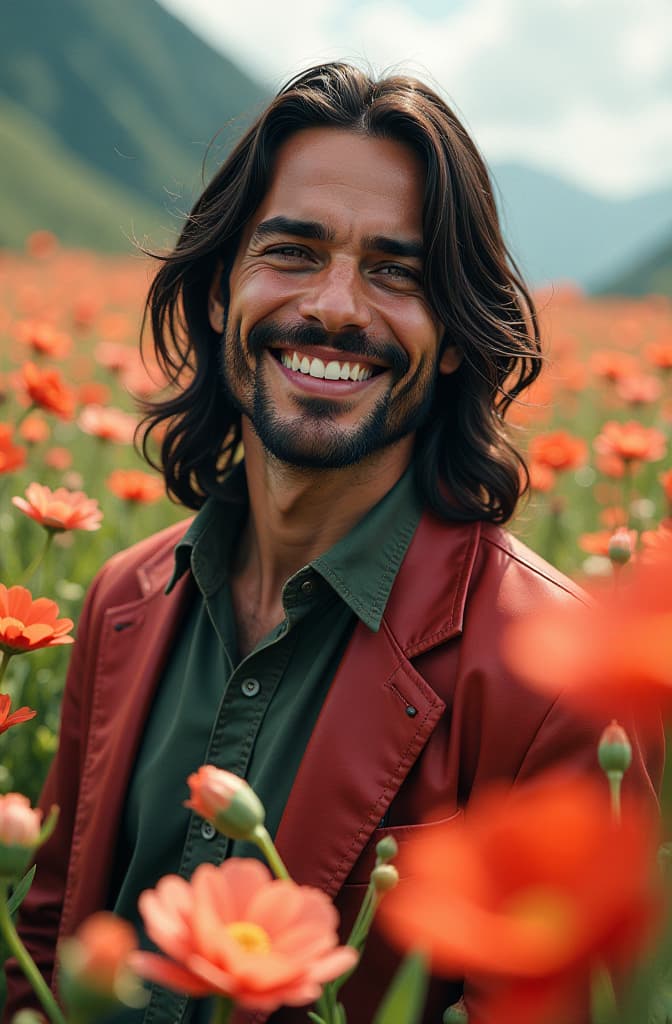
[{"xmin": 1, "ymin": 234, "xmax": 672, "ymax": 1022}]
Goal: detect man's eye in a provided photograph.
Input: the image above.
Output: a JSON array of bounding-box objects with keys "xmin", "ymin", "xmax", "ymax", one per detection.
[
  {"xmin": 376, "ymin": 264, "xmax": 421, "ymax": 285},
  {"xmin": 267, "ymin": 245, "xmax": 310, "ymax": 260}
]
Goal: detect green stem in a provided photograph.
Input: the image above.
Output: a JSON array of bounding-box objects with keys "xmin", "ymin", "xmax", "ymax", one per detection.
[
  {"xmin": 622, "ymin": 465, "xmax": 633, "ymax": 529},
  {"xmin": 0, "ymin": 884, "xmax": 66, "ymax": 1024},
  {"xmin": 209, "ymin": 995, "xmax": 234, "ymax": 1024},
  {"xmin": 19, "ymin": 530, "xmax": 55, "ymax": 587},
  {"xmin": 251, "ymin": 826, "xmax": 290, "ymax": 880},
  {"xmin": 607, "ymin": 772, "xmax": 622, "ymax": 823},
  {"xmin": 0, "ymin": 652, "xmax": 13, "ymax": 688},
  {"xmin": 14, "ymin": 403, "xmax": 37, "ymax": 430}
]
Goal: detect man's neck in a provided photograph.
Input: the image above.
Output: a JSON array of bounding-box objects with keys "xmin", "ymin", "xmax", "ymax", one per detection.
[{"xmin": 233, "ymin": 422, "xmax": 413, "ymax": 621}]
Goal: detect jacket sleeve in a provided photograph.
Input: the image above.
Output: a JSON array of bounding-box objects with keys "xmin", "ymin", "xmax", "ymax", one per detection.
[{"xmin": 2, "ymin": 567, "xmax": 106, "ymax": 1022}]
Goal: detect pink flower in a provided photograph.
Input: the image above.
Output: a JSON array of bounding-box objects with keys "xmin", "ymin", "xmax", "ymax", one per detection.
[
  {"xmin": 0, "ymin": 794, "xmax": 42, "ymax": 847},
  {"xmin": 132, "ymin": 860, "xmax": 358, "ymax": 1012},
  {"xmin": 12, "ymin": 483, "xmax": 103, "ymax": 533},
  {"xmin": 185, "ymin": 766, "xmax": 264, "ymax": 840}
]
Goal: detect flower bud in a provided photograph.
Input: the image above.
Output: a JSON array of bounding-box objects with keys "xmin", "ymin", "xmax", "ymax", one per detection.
[
  {"xmin": 10, "ymin": 1012, "xmax": 47, "ymax": 1024},
  {"xmin": 375, "ymin": 835, "xmax": 399, "ymax": 863},
  {"xmin": 443, "ymin": 1000, "xmax": 469, "ymax": 1023},
  {"xmin": 598, "ymin": 720, "xmax": 632, "ymax": 776},
  {"xmin": 0, "ymin": 794, "xmax": 42, "ymax": 878},
  {"xmin": 185, "ymin": 766, "xmax": 265, "ymax": 841},
  {"xmin": 59, "ymin": 912, "xmax": 147, "ymax": 1017},
  {"xmin": 371, "ymin": 864, "xmax": 399, "ymax": 893},
  {"xmin": 608, "ymin": 528, "xmax": 634, "ymax": 565}
]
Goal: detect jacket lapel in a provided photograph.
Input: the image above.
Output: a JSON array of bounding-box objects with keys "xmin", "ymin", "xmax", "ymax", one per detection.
[{"xmin": 274, "ymin": 514, "xmax": 480, "ymax": 895}]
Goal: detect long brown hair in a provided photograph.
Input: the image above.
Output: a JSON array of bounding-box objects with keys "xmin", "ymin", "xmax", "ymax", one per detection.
[{"xmin": 140, "ymin": 62, "xmax": 542, "ymax": 523}]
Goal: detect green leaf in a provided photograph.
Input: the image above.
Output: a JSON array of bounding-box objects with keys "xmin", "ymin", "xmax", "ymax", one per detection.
[
  {"xmin": 307, "ymin": 1013, "xmax": 327, "ymax": 1024},
  {"xmin": 372, "ymin": 951, "xmax": 428, "ymax": 1024},
  {"xmin": 7, "ymin": 866, "xmax": 36, "ymax": 919}
]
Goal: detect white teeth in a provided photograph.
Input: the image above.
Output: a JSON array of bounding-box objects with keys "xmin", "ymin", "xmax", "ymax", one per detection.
[{"xmin": 278, "ymin": 350, "xmax": 374, "ymax": 381}]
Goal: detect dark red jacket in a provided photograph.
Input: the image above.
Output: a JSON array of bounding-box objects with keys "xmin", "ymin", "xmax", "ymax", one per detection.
[{"xmin": 4, "ymin": 512, "xmax": 662, "ymax": 1023}]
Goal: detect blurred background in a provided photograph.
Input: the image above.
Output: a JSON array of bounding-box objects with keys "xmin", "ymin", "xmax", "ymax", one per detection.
[{"xmin": 1, "ymin": 0, "xmax": 671, "ymax": 294}]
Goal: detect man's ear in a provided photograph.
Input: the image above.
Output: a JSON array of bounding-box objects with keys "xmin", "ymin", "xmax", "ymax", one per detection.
[
  {"xmin": 208, "ymin": 264, "xmax": 226, "ymax": 333},
  {"xmin": 439, "ymin": 342, "xmax": 462, "ymax": 375}
]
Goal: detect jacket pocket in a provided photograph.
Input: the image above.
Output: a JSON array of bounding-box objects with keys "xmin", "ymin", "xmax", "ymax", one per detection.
[{"xmin": 343, "ymin": 808, "xmax": 464, "ymax": 886}]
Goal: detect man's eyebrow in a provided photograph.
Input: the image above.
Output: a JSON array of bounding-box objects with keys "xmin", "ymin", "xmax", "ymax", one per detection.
[
  {"xmin": 362, "ymin": 235, "xmax": 424, "ymax": 260},
  {"xmin": 250, "ymin": 217, "xmax": 335, "ymax": 243}
]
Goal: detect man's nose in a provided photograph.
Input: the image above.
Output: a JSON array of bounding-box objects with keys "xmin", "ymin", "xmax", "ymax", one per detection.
[{"xmin": 296, "ymin": 262, "xmax": 372, "ymax": 333}]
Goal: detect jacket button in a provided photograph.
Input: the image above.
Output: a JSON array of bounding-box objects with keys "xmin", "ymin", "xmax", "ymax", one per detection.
[
  {"xmin": 241, "ymin": 678, "xmax": 260, "ymax": 698},
  {"xmin": 200, "ymin": 821, "xmax": 216, "ymax": 840},
  {"xmin": 300, "ymin": 578, "xmax": 315, "ymax": 595},
  {"xmin": 406, "ymin": 705, "xmax": 418, "ymax": 717}
]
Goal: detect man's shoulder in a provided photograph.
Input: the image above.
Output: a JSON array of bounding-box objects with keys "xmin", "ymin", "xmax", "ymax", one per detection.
[
  {"xmin": 477, "ymin": 521, "xmax": 586, "ymax": 604},
  {"xmin": 89, "ymin": 517, "xmax": 194, "ymax": 608}
]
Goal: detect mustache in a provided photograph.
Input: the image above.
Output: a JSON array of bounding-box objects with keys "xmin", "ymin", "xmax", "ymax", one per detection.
[{"xmin": 247, "ymin": 321, "xmax": 409, "ymax": 377}]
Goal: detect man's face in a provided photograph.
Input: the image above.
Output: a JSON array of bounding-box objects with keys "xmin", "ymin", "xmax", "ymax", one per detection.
[{"xmin": 210, "ymin": 127, "xmax": 460, "ymax": 469}]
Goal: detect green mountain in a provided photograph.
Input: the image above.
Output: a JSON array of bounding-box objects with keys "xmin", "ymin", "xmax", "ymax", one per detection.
[
  {"xmin": 0, "ymin": 0, "xmax": 268, "ymax": 249},
  {"xmin": 597, "ymin": 232, "xmax": 672, "ymax": 298}
]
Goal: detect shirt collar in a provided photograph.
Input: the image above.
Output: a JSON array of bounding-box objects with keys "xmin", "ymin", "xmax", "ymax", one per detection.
[{"xmin": 166, "ymin": 463, "xmax": 422, "ymax": 632}]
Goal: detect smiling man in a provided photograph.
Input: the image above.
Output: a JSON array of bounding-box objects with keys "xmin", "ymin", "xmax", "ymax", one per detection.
[{"xmin": 6, "ymin": 63, "xmax": 661, "ymax": 1024}]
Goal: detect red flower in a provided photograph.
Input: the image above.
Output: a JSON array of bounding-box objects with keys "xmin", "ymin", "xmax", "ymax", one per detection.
[
  {"xmin": 15, "ymin": 320, "xmax": 71, "ymax": 359},
  {"xmin": 106, "ymin": 470, "xmax": 164, "ymax": 503},
  {"xmin": 0, "ymin": 425, "xmax": 26, "ymax": 475},
  {"xmin": 0, "ymin": 694, "xmax": 36, "ymax": 734},
  {"xmin": 131, "ymin": 859, "xmax": 358, "ymax": 1012},
  {"xmin": 20, "ymin": 362, "xmax": 75, "ymax": 420},
  {"xmin": 529, "ymin": 431, "xmax": 587, "ymax": 472},
  {"xmin": 380, "ymin": 774, "xmax": 661, "ymax": 1024},
  {"xmin": 594, "ymin": 421, "xmax": 667, "ymax": 466},
  {"xmin": 13, "ymin": 483, "xmax": 103, "ymax": 533},
  {"xmin": 19, "ymin": 414, "xmax": 50, "ymax": 445},
  {"xmin": 0, "ymin": 585, "xmax": 74, "ymax": 656},
  {"xmin": 503, "ymin": 546, "xmax": 672, "ymax": 731}
]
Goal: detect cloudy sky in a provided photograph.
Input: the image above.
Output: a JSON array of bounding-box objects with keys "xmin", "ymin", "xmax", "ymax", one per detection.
[{"xmin": 158, "ymin": 0, "xmax": 671, "ymax": 199}]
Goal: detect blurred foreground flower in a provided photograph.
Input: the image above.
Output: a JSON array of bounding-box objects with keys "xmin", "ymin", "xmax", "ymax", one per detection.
[
  {"xmin": 0, "ymin": 585, "xmax": 74, "ymax": 660},
  {"xmin": 131, "ymin": 859, "xmax": 358, "ymax": 1012},
  {"xmin": 380, "ymin": 775, "xmax": 661, "ymax": 1024},
  {"xmin": 502, "ymin": 546, "xmax": 672, "ymax": 731},
  {"xmin": 59, "ymin": 912, "xmax": 147, "ymax": 1019},
  {"xmin": 12, "ymin": 483, "xmax": 103, "ymax": 534}
]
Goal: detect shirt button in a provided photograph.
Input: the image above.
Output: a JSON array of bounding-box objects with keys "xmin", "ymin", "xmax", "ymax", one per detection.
[
  {"xmin": 300, "ymin": 578, "xmax": 315, "ymax": 595},
  {"xmin": 241, "ymin": 677, "xmax": 260, "ymax": 698},
  {"xmin": 200, "ymin": 820, "xmax": 216, "ymax": 841}
]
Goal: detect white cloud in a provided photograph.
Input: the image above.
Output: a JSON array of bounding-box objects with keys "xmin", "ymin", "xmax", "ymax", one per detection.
[{"xmin": 158, "ymin": 0, "xmax": 672, "ymax": 196}]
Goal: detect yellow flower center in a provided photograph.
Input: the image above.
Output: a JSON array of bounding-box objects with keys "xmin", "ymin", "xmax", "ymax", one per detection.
[
  {"xmin": 226, "ymin": 921, "xmax": 272, "ymax": 954},
  {"xmin": 503, "ymin": 886, "xmax": 574, "ymax": 941}
]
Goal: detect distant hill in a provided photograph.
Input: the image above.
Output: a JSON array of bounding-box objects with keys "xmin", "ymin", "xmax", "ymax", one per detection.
[
  {"xmin": 491, "ymin": 162, "xmax": 672, "ymax": 292},
  {"xmin": 0, "ymin": 0, "xmax": 268, "ymax": 249},
  {"xmin": 1, "ymin": 0, "xmax": 670, "ymax": 294},
  {"xmin": 597, "ymin": 232, "xmax": 672, "ymax": 298}
]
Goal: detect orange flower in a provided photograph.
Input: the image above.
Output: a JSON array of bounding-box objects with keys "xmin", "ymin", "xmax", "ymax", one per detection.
[
  {"xmin": 59, "ymin": 912, "xmax": 146, "ymax": 1014},
  {"xmin": 528, "ymin": 431, "xmax": 587, "ymax": 472},
  {"xmin": 106, "ymin": 469, "xmax": 164, "ymax": 504},
  {"xmin": 131, "ymin": 859, "xmax": 358, "ymax": 1012},
  {"xmin": 78, "ymin": 382, "xmax": 111, "ymax": 406},
  {"xmin": 45, "ymin": 446, "xmax": 73, "ymax": 471},
  {"xmin": 380, "ymin": 775, "xmax": 660, "ymax": 1024},
  {"xmin": 590, "ymin": 350, "xmax": 640, "ymax": 382},
  {"xmin": 20, "ymin": 362, "xmax": 75, "ymax": 420},
  {"xmin": 12, "ymin": 483, "xmax": 103, "ymax": 533},
  {"xmin": 0, "ymin": 425, "xmax": 26, "ymax": 475},
  {"xmin": 645, "ymin": 340, "xmax": 672, "ymax": 370},
  {"xmin": 527, "ymin": 460, "xmax": 556, "ymax": 494},
  {"xmin": 0, "ymin": 694, "xmax": 36, "ymax": 734},
  {"xmin": 502, "ymin": 547, "xmax": 672, "ymax": 731},
  {"xmin": 594, "ymin": 421, "xmax": 666, "ymax": 466},
  {"xmin": 78, "ymin": 405, "xmax": 137, "ymax": 445},
  {"xmin": 0, "ymin": 585, "xmax": 74, "ymax": 656},
  {"xmin": 660, "ymin": 469, "xmax": 672, "ymax": 504},
  {"xmin": 15, "ymin": 320, "xmax": 71, "ymax": 359},
  {"xmin": 616, "ymin": 374, "xmax": 663, "ymax": 406},
  {"xmin": 19, "ymin": 414, "xmax": 50, "ymax": 445}
]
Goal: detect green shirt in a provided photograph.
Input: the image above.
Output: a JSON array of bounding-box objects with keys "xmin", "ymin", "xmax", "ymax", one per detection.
[{"xmin": 111, "ymin": 464, "xmax": 422, "ymax": 1023}]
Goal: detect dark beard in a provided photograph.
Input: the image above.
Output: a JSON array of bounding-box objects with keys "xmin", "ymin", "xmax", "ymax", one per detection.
[{"xmin": 219, "ymin": 319, "xmax": 437, "ymax": 469}]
